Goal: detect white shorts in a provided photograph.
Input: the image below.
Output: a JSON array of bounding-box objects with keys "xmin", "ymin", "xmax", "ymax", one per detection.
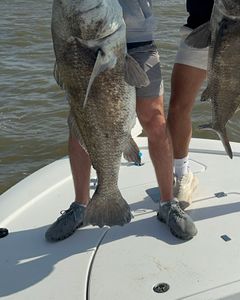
[{"xmin": 174, "ymin": 26, "xmax": 209, "ymax": 71}]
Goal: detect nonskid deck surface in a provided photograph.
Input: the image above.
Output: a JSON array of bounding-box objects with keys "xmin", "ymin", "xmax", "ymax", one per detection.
[{"xmin": 1, "ymin": 138, "xmax": 240, "ymax": 299}]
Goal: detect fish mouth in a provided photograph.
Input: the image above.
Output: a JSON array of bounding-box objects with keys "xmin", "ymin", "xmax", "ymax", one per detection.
[{"xmin": 216, "ymin": 0, "xmax": 240, "ymax": 19}]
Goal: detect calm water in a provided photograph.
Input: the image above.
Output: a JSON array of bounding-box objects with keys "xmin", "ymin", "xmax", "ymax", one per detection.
[{"xmin": 1, "ymin": 0, "xmax": 240, "ymax": 194}]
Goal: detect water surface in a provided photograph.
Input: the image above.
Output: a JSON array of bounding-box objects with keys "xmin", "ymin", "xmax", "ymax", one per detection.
[{"xmin": 1, "ymin": 0, "xmax": 239, "ymax": 194}]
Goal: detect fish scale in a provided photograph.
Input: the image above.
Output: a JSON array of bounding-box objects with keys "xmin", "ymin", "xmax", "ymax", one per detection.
[
  {"xmin": 185, "ymin": 0, "xmax": 240, "ymax": 159},
  {"xmin": 51, "ymin": 0, "xmax": 147, "ymax": 227}
]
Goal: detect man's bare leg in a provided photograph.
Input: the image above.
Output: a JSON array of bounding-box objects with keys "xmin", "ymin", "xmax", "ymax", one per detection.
[
  {"xmin": 168, "ymin": 63, "xmax": 206, "ymax": 159},
  {"xmin": 136, "ymin": 95, "xmax": 197, "ymax": 240},
  {"xmin": 167, "ymin": 63, "xmax": 206, "ymax": 207},
  {"xmin": 45, "ymin": 133, "xmax": 91, "ymax": 241},
  {"xmin": 68, "ymin": 134, "xmax": 91, "ymax": 206},
  {"xmin": 136, "ymin": 95, "xmax": 173, "ymax": 201}
]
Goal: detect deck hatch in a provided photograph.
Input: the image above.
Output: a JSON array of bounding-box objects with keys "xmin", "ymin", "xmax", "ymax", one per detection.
[
  {"xmin": 214, "ymin": 192, "xmax": 227, "ymax": 198},
  {"xmin": 153, "ymin": 283, "xmax": 170, "ymax": 293},
  {"xmin": 221, "ymin": 235, "xmax": 231, "ymax": 242}
]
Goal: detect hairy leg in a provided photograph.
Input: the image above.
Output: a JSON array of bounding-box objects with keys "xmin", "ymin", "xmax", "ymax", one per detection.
[{"xmin": 136, "ymin": 95, "xmax": 173, "ymax": 201}]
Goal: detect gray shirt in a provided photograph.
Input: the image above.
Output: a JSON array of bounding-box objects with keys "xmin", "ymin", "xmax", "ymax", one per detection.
[{"xmin": 118, "ymin": 0, "xmax": 154, "ymax": 43}]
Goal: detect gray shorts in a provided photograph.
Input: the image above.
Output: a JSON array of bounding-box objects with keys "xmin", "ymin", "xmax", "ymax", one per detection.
[
  {"xmin": 128, "ymin": 43, "xmax": 164, "ymax": 98},
  {"xmin": 175, "ymin": 26, "xmax": 209, "ymax": 70}
]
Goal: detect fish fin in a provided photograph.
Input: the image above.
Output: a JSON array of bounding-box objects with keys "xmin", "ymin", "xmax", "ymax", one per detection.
[
  {"xmin": 83, "ymin": 49, "xmax": 117, "ymax": 108},
  {"xmin": 200, "ymin": 86, "xmax": 212, "ymax": 102},
  {"xmin": 84, "ymin": 188, "xmax": 132, "ymax": 227},
  {"xmin": 123, "ymin": 136, "xmax": 141, "ymax": 165},
  {"xmin": 53, "ymin": 62, "xmax": 64, "ymax": 89},
  {"xmin": 124, "ymin": 54, "xmax": 150, "ymax": 88},
  {"xmin": 199, "ymin": 123, "xmax": 233, "ymax": 159},
  {"xmin": 185, "ymin": 21, "xmax": 211, "ymax": 48},
  {"xmin": 83, "ymin": 50, "xmax": 104, "ymax": 108},
  {"xmin": 67, "ymin": 112, "xmax": 88, "ymax": 152}
]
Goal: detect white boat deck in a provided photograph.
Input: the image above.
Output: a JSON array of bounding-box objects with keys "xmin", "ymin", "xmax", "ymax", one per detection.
[{"xmin": 1, "ymin": 137, "xmax": 240, "ymax": 300}]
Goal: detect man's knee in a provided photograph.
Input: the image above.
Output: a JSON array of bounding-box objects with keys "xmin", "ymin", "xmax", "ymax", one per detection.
[
  {"xmin": 139, "ymin": 113, "xmax": 167, "ymax": 140},
  {"xmin": 169, "ymin": 93, "xmax": 194, "ymax": 118}
]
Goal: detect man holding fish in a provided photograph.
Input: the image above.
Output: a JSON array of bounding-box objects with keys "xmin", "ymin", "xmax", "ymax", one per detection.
[
  {"xmin": 169, "ymin": 0, "xmax": 240, "ymax": 208},
  {"xmin": 45, "ymin": 0, "xmax": 197, "ymax": 242},
  {"xmin": 168, "ymin": 0, "xmax": 214, "ymax": 209}
]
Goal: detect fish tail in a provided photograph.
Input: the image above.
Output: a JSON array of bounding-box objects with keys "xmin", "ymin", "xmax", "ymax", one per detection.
[
  {"xmin": 84, "ymin": 189, "xmax": 132, "ymax": 227},
  {"xmin": 199, "ymin": 123, "xmax": 233, "ymax": 159}
]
